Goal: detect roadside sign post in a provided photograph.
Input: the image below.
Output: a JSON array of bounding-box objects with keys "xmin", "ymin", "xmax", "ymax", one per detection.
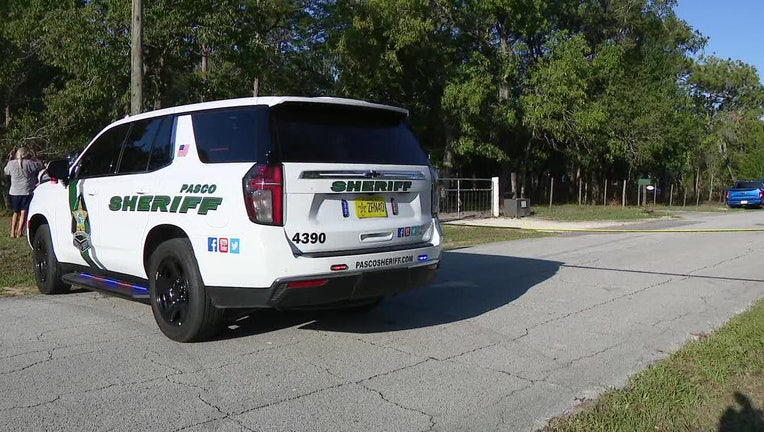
[{"xmin": 638, "ymin": 178, "xmax": 652, "ymax": 207}]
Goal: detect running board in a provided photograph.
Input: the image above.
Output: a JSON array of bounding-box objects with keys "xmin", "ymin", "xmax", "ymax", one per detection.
[{"xmin": 62, "ymin": 273, "xmax": 149, "ymax": 300}]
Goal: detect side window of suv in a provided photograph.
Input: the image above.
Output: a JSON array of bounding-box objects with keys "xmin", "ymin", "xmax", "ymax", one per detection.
[
  {"xmin": 148, "ymin": 117, "xmax": 174, "ymax": 171},
  {"xmin": 192, "ymin": 106, "xmax": 270, "ymax": 163},
  {"xmin": 118, "ymin": 116, "xmax": 173, "ymax": 174},
  {"xmin": 77, "ymin": 123, "xmax": 131, "ymax": 178}
]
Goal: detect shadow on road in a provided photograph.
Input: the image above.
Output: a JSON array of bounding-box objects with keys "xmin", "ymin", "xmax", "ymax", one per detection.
[
  {"xmin": 563, "ymin": 264, "xmax": 764, "ymax": 284},
  {"xmin": 217, "ymin": 251, "xmax": 561, "ymax": 340}
]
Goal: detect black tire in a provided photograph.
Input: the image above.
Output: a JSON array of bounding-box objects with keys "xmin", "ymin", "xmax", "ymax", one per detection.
[
  {"xmin": 32, "ymin": 224, "xmax": 71, "ymax": 295},
  {"xmin": 148, "ymin": 238, "xmax": 223, "ymax": 342}
]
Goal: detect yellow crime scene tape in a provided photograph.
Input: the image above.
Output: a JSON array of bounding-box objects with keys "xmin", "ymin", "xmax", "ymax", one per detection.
[{"xmin": 450, "ymin": 224, "xmax": 764, "ymax": 233}]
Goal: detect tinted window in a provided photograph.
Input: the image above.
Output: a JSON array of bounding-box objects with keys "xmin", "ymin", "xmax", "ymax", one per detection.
[
  {"xmin": 118, "ymin": 117, "xmax": 165, "ymax": 174},
  {"xmin": 148, "ymin": 116, "xmax": 174, "ymax": 171},
  {"xmin": 77, "ymin": 123, "xmax": 130, "ymax": 178},
  {"xmin": 272, "ymin": 103, "xmax": 429, "ymax": 165},
  {"xmin": 735, "ymin": 181, "xmax": 764, "ymax": 189},
  {"xmin": 191, "ymin": 107, "xmax": 270, "ymax": 163}
]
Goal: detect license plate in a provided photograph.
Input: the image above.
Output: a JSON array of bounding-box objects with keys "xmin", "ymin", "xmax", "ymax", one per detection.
[
  {"xmin": 741, "ymin": 200, "xmax": 748, "ymax": 204},
  {"xmin": 355, "ymin": 197, "xmax": 388, "ymax": 219}
]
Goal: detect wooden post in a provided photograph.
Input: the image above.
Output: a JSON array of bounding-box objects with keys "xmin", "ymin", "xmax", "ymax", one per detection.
[
  {"xmin": 695, "ymin": 168, "xmax": 700, "ymax": 207},
  {"xmin": 604, "ymin": 179, "xmax": 608, "ymax": 206},
  {"xmin": 130, "ymin": 0, "xmax": 143, "ymax": 115},
  {"xmin": 584, "ymin": 181, "xmax": 588, "ymax": 205},
  {"xmin": 653, "ymin": 182, "xmax": 657, "ymax": 206},
  {"xmin": 709, "ymin": 172, "xmax": 714, "ymax": 202},
  {"xmin": 622, "ymin": 180, "xmax": 626, "ymax": 207},
  {"xmin": 549, "ymin": 177, "xmax": 554, "ymax": 210},
  {"xmin": 642, "ymin": 185, "xmax": 647, "ymax": 206},
  {"xmin": 669, "ymin": 184, "xmax": 674, "ymax": 207},
  {"xmin": 683, "ymin": 187, "xmax": 687, "ymax": 207}
]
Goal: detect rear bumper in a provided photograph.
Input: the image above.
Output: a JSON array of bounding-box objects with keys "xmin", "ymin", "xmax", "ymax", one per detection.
[
  {"xmin": 206, "ymin": 262, "xmax": 439, "ymax": 309},
  {"xmin": 727, "ymin": 198, "xmax": 763, "ymax": 206}
]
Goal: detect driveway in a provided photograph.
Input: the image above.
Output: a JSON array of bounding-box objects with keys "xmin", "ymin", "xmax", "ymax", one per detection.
[{"xmin": 1, "ymin": 211, "xmax": 762, "ymax": 431}]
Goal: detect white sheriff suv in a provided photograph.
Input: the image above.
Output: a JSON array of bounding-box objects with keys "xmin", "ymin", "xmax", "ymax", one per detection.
[{"xmin": 29, "ymin": 97, "xmax": 442, "ymax": 342}]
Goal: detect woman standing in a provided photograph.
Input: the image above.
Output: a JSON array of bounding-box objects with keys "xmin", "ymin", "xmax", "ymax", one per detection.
[{"xmin": 4, "ymin": 147, "xmax": 44, "ymax": 238}]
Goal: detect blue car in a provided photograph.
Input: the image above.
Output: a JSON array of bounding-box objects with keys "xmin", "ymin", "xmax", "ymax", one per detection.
[{"xmin": 726, "ymin": 180, "xmax": 764, "ymax": 208}]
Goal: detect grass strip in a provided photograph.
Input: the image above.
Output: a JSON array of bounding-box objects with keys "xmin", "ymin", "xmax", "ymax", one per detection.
[
  {"xmin": 442, "ymin": 224, "xmax": 548, "ymax": 249},
  {"xmin": 532, "ymin": 204, "xmax": 671, "ymax": 221},
  {"xmin": 0, "ymin": 216, "xmax": 35, "ymax": 296},
  {"xmin": 545, "ymin": 299, "xmax": 764, "ymax": 431}
]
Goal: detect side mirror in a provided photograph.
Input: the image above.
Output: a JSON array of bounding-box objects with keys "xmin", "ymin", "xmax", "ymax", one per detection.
[{"xmin": 46, "ymin": 159, "xmax": 70, "ymax": 183}]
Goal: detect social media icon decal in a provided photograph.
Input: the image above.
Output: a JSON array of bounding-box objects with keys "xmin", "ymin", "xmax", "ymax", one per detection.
[{"xmin": 208, "ymin": 237, "xmax": 241, "ymax": 254}]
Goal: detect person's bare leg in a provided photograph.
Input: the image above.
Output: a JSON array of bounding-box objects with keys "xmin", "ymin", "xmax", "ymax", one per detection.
[
  {"xmin": 10, "ymin": 212, "xmax": 19, "ymax": 238},
  {"xmin": 16, "ymin": 210, "xmax": 28, "ymax": 238}
]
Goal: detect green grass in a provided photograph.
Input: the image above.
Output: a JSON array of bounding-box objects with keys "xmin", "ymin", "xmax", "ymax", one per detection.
[
  {"xmin": 664, "ymin": 203, "xmax": 739, "ymax": 212},
  {"xmin": 533, "ymin": 204, "xmax": 671, "ymax": 221},
  {"xmin": 0, "ymin": 216, "xmax": 36, "ymax": 296},
  {"xmin": 545, "ymin": 299, "xmax": 764, "ymax": 432},
  {"xmin": 442, "ymin": 224, "xmax": 548, "ymax": 249}
]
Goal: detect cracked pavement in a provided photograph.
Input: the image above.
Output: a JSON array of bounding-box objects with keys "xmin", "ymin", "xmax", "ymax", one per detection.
[{"xmin": 1, "ymin": 211, "xmax": 763, "ymax": 431}]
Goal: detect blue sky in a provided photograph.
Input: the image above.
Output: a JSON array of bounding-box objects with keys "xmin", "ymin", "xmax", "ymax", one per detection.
[{"xmin": 674, "ymin": 0, "xmax": 764, "ymax": 82}]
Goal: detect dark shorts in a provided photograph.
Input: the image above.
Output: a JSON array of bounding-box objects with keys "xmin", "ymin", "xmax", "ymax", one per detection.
[{"xmin": 10, "ymin": 194, "xmax": 33, "ymax": 212}]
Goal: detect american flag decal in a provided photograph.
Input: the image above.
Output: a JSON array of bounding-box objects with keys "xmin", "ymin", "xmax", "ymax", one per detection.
[{"xmin": 177, "ymin": 144, "xmax": 189, "ymax": 157}]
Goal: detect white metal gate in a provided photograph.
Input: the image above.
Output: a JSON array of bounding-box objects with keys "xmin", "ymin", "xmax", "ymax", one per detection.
[{"xmin": 437, "ymin": 177, "xmax": 499, "ymax": 221}]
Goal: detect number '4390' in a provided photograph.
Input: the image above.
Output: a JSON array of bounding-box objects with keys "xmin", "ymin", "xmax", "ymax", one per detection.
[{"xmin": 292, "ymin": 232, "xmax": 327, "ymax": 244}]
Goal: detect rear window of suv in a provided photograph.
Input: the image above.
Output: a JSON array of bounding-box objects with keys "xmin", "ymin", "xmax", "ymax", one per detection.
[
  {"xmin": 272, "ymin": 103, "xmax": 429, "ymax": 165},
  {"xmin": 734, "ymin": 181, "xmax": 764, "ymax": 189}
]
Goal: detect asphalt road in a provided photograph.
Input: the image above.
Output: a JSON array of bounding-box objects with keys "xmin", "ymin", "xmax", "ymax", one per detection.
[{"xmin": 1, "ymin": 211, "xmax": 763, "ymax": 431}]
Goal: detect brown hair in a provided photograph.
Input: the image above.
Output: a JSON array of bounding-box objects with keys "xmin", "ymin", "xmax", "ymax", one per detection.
[{"xmin": 15, "ymin": 147, "xmax": 33, "ymax": 168}]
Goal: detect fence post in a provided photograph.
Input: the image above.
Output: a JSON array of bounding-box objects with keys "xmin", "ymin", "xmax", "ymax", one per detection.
[
  {"xmin": 491, "ymin": 177, "xmax": 499, "ymax": 217},
  {"xmin": 670, "ymin": 184, "xmax": 674, "ymax": 207},
  {"xmin": 457, "ymin": 179, "xmax": 461, "ymax": 219},
  {"xmin": 622, "ymin": 180, "xmax": 626, "ymax": 207},
  {"xmin": 549, "ymin": 177, "xmax": 554, "ymax": 210}
]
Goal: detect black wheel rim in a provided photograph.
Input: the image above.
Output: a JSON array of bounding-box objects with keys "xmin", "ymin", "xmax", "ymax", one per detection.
[
  {"xmin": 33, "ymin": 238, "xmax": 48, "ymax": 283},
  {"xmin": 155, "ymin": 257, "xmax": 189, "ymax": 327}
]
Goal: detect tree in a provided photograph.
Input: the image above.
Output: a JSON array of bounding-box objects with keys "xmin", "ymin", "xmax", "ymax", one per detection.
[{"xmin": 688, "ymin": 56, "xmax": 764, "ymax": 185}]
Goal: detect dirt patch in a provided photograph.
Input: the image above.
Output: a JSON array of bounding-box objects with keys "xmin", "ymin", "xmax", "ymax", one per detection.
[{"xmin": 0, "ymin": 286, "xmax": 38, "ymax": 297}]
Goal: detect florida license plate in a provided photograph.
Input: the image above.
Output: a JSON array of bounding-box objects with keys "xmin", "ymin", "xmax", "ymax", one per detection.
[
  {"xmin": 355, "ymin": 196, "xmax": 388, "ymax": 218},
  {"xmin": 741, "ymin": 200, "xmax": 748, "ymax": 204}
]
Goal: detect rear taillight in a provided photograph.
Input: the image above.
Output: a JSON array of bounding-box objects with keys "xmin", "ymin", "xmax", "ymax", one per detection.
[
  {"xmin": 726, "ymin": 191, "xmax": 730, "ymax": 200},
  {"xmin": 287, "ymin": 279, "xmax": 328, "ymax": 289},
  {"xmin": 243, "ymin": 164, "xmax": 283, "ymax": 225},
  {"xmin": 429, "ymin": 165, "xmax": 439, "ymax": 217},
  {"xmin": 759, "ymin": 190, "xmax": 762, "ymax": 200}
]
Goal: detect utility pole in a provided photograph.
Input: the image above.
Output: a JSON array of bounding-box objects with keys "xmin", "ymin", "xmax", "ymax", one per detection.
[{"xmin": 130, "ymin": 0, "xmax": 143, "ymax": 115}]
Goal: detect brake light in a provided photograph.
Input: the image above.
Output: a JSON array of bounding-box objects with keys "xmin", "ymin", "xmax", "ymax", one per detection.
[
  {"xmin": 760, "ymin": 190, "xmax": 763, "ymax": 200},
  {"xmin": 726, "ymin": 191, "xmax": 730, "ymax": 200},
  {"xmin": 243, "ymin": 164, "xmax": 283, "ymax": 225},
  {"xmin": 429, "ymin": 165, "xmax": 439, "ymax": 217}
]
